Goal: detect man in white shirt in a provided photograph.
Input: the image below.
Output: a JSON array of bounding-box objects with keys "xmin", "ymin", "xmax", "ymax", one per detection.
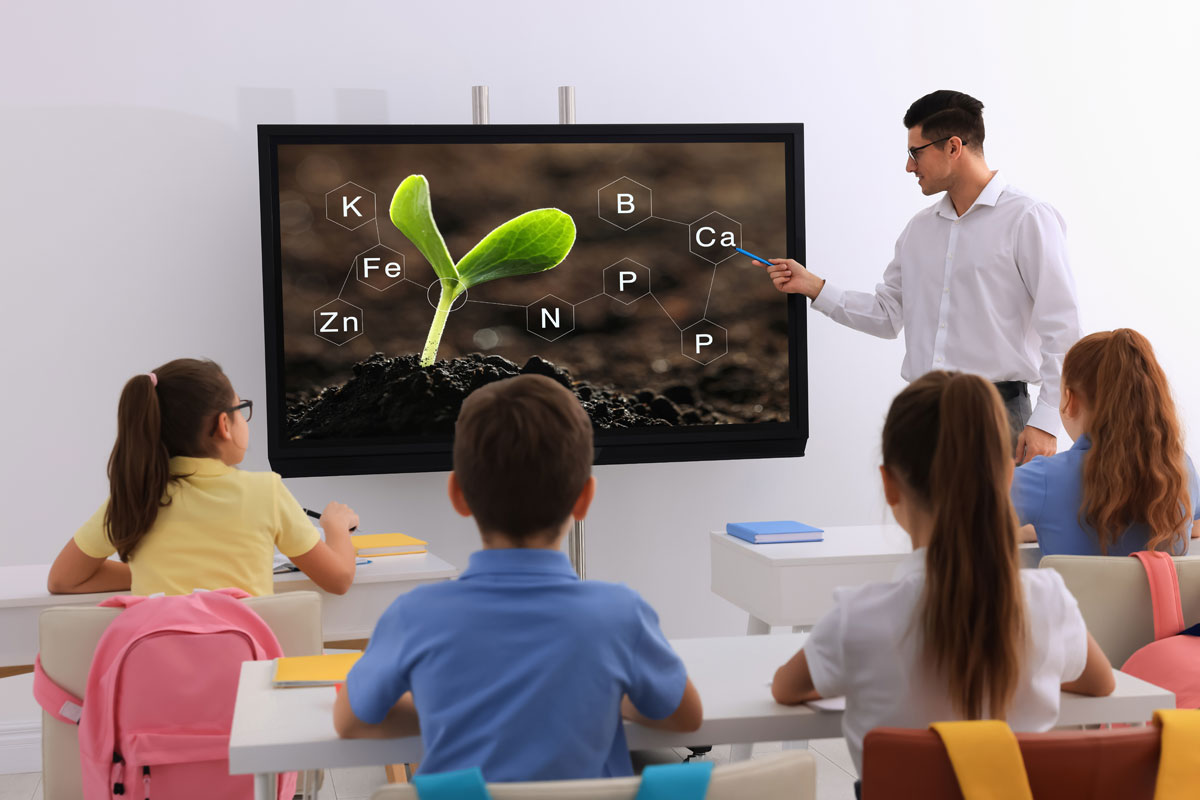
[{"xmin": 763, "ymin": 91, "xmax": 1080, "ymax": 463}]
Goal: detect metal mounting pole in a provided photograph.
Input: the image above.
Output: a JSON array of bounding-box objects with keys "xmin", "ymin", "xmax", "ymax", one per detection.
[
  {"xmin": 557, "ymin": 84, "xmax": 585, "ymax": 578},
  {"xmin": 472, "ymin": 85, "xmax": 489, "ymax": 124}
]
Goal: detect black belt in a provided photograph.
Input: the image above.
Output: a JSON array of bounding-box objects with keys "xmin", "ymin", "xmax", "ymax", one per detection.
[{"xmin": 993, "ymin": 381, "xmax": 1028, "ymax": 401}]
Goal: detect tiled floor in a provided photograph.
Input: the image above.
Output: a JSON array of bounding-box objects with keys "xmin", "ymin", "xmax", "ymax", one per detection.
[{"xmin": 0, "ymin": 739, "xmax": 859, "ymax": 799}]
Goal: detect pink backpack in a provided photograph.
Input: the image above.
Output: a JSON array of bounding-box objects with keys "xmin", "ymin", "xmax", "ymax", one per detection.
[
  {"xmin": 1120, "ymin": 551, "xmax": 1200, "ymax": 709},
  {"xmin": 34, "ymin": 588, "xmax": 297, "ymax": 800}
]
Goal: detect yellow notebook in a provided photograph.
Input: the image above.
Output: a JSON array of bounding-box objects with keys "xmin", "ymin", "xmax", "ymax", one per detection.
[
  {"xmin": 272, "ymin": 653, "xmax": 363, "ymax": 688},
  {"xmin": 351, "ymin": 533, "xmax": 427, "ymax": 557}
]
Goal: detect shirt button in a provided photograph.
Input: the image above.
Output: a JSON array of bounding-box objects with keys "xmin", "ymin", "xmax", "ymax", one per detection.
[
  {"xmin": 940, "ymin": 323, "xmax": 946, "ymax": 329},
  {"xmin": 944, "ymin": 288, "xmax": 950, "ymax": 294},
  {"xmin": 948, "ymin": 253, "xmax": 954, "ymax": 259},
  {"xmin": 936, "ymin": 357, "xmax": 944, "ymax": 363}
]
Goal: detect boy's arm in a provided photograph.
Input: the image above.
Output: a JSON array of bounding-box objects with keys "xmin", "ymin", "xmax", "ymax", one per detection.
[
  {"xmin": 47, "ymin": 540, "xmax": 131, "ymax": 594},
  {"xmin": 622, "ymin": 677, "xmax": 702, "ymax": 732},
  {"xmin": 333, "ymin": 687, "xmax": 420, "ymax": 739},
  {"xmin": 771, "ymin": 648, "xmax": 822, "ymax": 705}
]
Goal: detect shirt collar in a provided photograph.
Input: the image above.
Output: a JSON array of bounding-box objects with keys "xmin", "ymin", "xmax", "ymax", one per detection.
[
  {"xmin": 936, "ymin": 170, "xmax": 1007, "ymax": 220},
  {"xmin": 893, "ymin": 547, "xmax": 927, "ymax": 581},
  {"xmin": 169, "ymin": 456, "xmax": 235, "ymax": 477},
  {"xmin": 1070, "ymin": 433, "xmax": 1092, "ymax": 452},
  {"xmin": 459, "ymin": 548, "xmax": 579, "ymax": 581}
]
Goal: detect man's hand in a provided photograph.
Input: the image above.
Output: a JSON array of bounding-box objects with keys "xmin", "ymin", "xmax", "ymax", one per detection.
[
  {"xmin": 1015, "ymin": 426, "xmax": 1056, "ymax": 465},
  {"xmin": 757, "ymin": 257, "xmax": 825, "ymax": 300}
]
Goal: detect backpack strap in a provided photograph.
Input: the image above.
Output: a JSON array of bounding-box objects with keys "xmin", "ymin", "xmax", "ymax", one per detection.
[
  {"xmin": 930, "ymin": 720, "xmax": 1034, "ymax": 800},
  {"xmin": 411, "ymin": 767, "xmax": 492, "ymax": 799},
  {"xmin": 32, "ymin": 655, "xmax": 83, "ymax": 725},
  {"xmin": 1152, "ymin": 709, "xmax": 1200, "ymax": 799},
  {"xmin": 634, "ymin": 761, "xmax": 714, "ymax": 800},
  {"xmin": 1131, "ymin": 551, "xmax": 1185, "ymax": 640}
]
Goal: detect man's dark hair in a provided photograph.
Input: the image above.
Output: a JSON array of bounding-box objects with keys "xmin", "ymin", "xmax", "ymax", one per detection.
[
  {"xmin": 453, "ymin": 374, "xmax": 594, "ymax": 543},
  {"xmin": 904, "ymin": 90, "xmax": 985, "ymax": 153}
]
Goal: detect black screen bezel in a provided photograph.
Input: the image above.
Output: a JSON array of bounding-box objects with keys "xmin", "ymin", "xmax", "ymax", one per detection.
[{"xmin": 259, "ymin": 123, "xmax": 807, "ymax": 477}]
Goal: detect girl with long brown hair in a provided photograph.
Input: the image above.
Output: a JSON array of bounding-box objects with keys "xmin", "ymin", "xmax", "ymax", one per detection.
[
  {"xmin": 771, "ymin": 371, "xmax": 1113, "ymax": 777},
  {"xmin": 48, "ymin": 358, "xmax": 359, "ymax": 596},
  {"xmin": 1013, "ymin": 329, "xmax": 1199, "ymax": 556}
]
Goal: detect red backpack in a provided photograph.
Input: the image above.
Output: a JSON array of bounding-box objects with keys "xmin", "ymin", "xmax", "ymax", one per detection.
[
  {"xmin": 1120, "ymin": 551, "xmax": 1200, "ymax": 709},
  {"xmin": 34, "ymin": 588, "xmax": 296, "ymax": 800}
]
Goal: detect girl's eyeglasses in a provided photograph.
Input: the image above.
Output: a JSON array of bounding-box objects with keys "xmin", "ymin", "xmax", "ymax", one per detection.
[{"xmin": 228, "ymin": 399, "xmax": 253, "ymax": 422}]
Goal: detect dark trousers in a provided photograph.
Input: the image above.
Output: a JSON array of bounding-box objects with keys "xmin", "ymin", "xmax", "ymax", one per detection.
[{"xmin": 994, "ymin": 381, "xmax": 1032, "ymax": 451}]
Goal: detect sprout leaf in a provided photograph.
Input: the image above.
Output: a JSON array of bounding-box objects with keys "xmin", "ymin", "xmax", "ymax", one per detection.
[
  {"xmin": 455, "ymin": 208, "xmax": 576, "ymax": 289},
  {"xmin": 388, "ymin": 175, "xmax": 456, "ymax": 281}
]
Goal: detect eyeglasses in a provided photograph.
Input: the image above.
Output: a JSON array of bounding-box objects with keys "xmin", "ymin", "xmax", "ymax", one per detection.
[
  {"xmin": 907, "ymin": 137, "xmax": 954, "ymax": 162},
  {"xmin": 228, "ymin": 399, "xmax": 253, "ymax": 422}
]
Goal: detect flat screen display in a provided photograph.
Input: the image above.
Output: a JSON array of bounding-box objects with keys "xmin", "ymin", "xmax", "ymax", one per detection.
[{"xmin": 259, "ymin": 124, "xmax": 807, "ymax": 476}]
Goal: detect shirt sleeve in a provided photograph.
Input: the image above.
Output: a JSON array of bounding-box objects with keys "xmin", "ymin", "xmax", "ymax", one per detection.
[
  {"xmin": 1013, "ymin": 203, "xmax": 1081, "ymax": 435},
  {"xmin": 272, "ymin": 476, "xmax": 322, "ymax": 558},
  {"xmin": 810, "ymin": 224, "xmax": 907, "ymax": 340},
  {"xmin": 73, "ymin": 500, "xmax": 117, "ymax": 559},
  {"xmin": 1044, "ymin": 570, "xmax": 1088, "ymax": 683},
  {"xmin": 624, "ymin": 594, "xmax": 689, "ymax": 720},
  {"xmin": 1011, "ymin": 457, "xmax": 1049, "ymax": 527},
  {"xmin": 345, "ymin": 599, "xmax": 414, "ymax": 725},
  {"xmin": 803, "ymin": 589, "xmax": 850, "ymax": 698}
]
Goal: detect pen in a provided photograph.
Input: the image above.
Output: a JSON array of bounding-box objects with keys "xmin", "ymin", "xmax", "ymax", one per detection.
[
  {"xmin": 735, "ymin": 247, "xmax": 775, "ymax": 266},
  {"xmin": 304, "ymin": 507, "xmax": 358, "ymax": 532}
]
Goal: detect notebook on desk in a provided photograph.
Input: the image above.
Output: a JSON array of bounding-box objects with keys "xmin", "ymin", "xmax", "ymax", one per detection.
[
  {"xmin": 351, "ymin": 533, "xmax": 427, "ymax": 557},
  {"xmin": 726, "ymin": 521, "xmax": 824, "ymax": 544},
  {"xmin": 273, "ymin": 652, "xmax": 363, "ymax": 688}
]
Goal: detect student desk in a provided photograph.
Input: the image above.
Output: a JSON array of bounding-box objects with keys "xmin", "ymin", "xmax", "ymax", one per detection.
[
  {"xmin": 227, "ymin": 632, "xmax": 1174, "ymax": 800},
  {"xmin": 711, "ymin": 525, "xmax": 1043, "ymax": 634},
  {"xmin": 0, "ymin": 554, "xmax": 458, "ymax": 674}
]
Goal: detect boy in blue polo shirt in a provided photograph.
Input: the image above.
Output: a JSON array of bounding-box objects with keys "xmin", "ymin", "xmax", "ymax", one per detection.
[{"xmin": 333, "ymin": 374, "xmax": 702, "ymax": 780}]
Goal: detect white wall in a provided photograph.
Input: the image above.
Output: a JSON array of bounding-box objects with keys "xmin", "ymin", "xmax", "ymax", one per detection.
[{"xmin": 2, "ymin": 0, "xmax": 1198, "ymax": 643}]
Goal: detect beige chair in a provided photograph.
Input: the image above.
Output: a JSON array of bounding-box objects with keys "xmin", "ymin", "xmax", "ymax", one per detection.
[
  {"xmin": 1039, "ymin": 554, "xmax": 1200, "ymax": 664},
  {"xmin": 38, "ymin": 591, "xmax": 324, "ymax": 800},
  {"xmin": 368, "ymin": 751, "xmax": 815, "ymax": 800}
]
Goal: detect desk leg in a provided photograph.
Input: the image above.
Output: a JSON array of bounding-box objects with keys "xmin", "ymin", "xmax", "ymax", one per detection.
[
  {"xmin": 254, "ymin": 772, "xmax": 276, "ymax": 800},
  {"xmin": 791, "ymin": 624, "xmax": 812, "ymax": 634},
  {"xmin": 746, "ymin": 615, "xmax": 770, "ymax": 635},
  {"xmin": 730, "ymin": 742, "xmax": 754, "ymax": 761},
  {"xmin": 731, "ymin": 615, "xmax": 773, "ymax": 759}
]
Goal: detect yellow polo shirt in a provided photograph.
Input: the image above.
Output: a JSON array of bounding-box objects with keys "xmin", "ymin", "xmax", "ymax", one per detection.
[{"xmin": 74, "ymin": 457, "xmax": 321, "ymax": 596}]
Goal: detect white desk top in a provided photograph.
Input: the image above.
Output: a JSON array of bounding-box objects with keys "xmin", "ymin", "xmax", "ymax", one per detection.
[
  {"xmin": 227, "ymin": 632, "xmax": 1174, "ymax": 776},
  {"xmin": 0, "ymin": 553, "xmax": 458, "ymax": 610},
  {"xmin": 711, "ymin": 525, "xmax": 914, "ymax": 566}
]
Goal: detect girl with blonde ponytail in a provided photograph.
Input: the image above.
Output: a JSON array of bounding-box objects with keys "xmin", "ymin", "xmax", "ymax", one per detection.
[
  {"xmin": 772, "ymin": 371, "xmax": 1114, "ymax": 778},
  {"xmin": 48, "ymin": 358, "xmax": 360, "ymax": 597},
  {"xmin": 1013, "ymin": 329, "xmax": 1199, "ymax": 556}
]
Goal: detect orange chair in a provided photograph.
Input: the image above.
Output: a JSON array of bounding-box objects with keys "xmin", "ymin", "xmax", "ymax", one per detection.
[{"xmin": 860, "ymin": 726, "xmax": 1160, "ymax": 799}]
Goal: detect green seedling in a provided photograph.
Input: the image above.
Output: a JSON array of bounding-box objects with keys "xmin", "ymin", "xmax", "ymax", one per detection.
[{"xmin": 389, "ymin": 175, "xmax": 576, "ymax": 367}]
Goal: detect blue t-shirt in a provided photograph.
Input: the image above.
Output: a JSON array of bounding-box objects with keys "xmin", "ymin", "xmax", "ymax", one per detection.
[
  {"xmin": 346, "ymin": 548, "xmax": 688, "ymax": 781},
  {"xmin": 1012, "ymin": 434, "xmax": 1200, "ymax": 556}
]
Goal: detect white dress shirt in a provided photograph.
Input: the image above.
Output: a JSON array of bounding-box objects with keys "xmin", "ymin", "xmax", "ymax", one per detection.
[
  {"xmin": 803, "ymin": 548, "xmax": 1088, "ymax": 775},
  {"xmin": 811, "ymin": 172, "xmax": 1080, "ymax": 434}
]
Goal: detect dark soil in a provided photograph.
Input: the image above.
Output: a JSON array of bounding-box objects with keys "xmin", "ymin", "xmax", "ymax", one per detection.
[{"xmin": 286, "ymin": 353, "xmax": 758, "ymax": 440}]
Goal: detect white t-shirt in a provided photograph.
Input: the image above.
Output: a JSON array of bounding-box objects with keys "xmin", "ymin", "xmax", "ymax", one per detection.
[{"xmin": 804, "ymin": 548, "xmax": 1088, "ymax": 775}]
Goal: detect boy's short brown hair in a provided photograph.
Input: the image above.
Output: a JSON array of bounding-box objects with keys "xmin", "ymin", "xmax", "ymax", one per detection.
[{"xmin": 453, "ymin": 375, "xmax": 594, "ymax": 542}]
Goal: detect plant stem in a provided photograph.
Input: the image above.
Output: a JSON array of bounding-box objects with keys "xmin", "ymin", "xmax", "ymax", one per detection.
[{"xmin": 420, "ymin": 284, "xmax": 458, "ymax": 367}]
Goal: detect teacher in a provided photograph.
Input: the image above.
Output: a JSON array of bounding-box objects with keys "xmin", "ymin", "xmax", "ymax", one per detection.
[{"xmin": 763, "ymin": 90, "xmax": 1080, "ymax": 464}]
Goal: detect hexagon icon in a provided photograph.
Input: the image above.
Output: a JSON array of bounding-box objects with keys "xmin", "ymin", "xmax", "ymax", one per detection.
[
  {"xmin": 313, "ymin": 298, "xmax": 364, "ymax": 346},
  {"xmin": 597, "ymin": 177, "xmax": 652, "ymax": 230},
  {"xmin": 681, "ymin": 320, "xmax": 728, "ymax": 365},
  {"xmin": 325, "ymin": 182, "xmax": 376, "ymax": 231},
  {"xmin": 603, "ymin": 258, "xmax": 651, "ymax": 304},
  {"xmin": 526, "ymin": 294, "xmax": 575, "ymax": 342},
  {"xmin": 355, "ymin": 244, "xmax": 405, "ymax": 292},
  {"xmin": 688, "ymin": 211, "xmax": 742, "ymax": 265}
]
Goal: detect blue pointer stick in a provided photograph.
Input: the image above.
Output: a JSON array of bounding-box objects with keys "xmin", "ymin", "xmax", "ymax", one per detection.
[{"xmin": 735, "ymin": 246, "xmax": 775, "ymax": 266}]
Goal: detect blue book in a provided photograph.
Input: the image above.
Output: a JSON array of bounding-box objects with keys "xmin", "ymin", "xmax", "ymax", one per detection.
[{"xmin": 726, "ymin": 520, "xmax": 824, "ymax": 544}]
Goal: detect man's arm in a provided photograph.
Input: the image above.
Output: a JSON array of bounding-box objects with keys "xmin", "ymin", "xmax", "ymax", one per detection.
[
  {"xmin": 756, "ymin": 228, "xmax": 907, "ymax": 340},
  {"xmin": 1014, "ymin": 203, "xmax": 1081, "ymax": 462},
  {"xmin": 333, "ymin": 687, "xmax": 420, "ymax": 739}
]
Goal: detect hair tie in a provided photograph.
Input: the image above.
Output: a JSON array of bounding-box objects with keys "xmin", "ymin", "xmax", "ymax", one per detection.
[{"xmin": 147, "ymin": 372, "xmax": 158, "ymax": 387}]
